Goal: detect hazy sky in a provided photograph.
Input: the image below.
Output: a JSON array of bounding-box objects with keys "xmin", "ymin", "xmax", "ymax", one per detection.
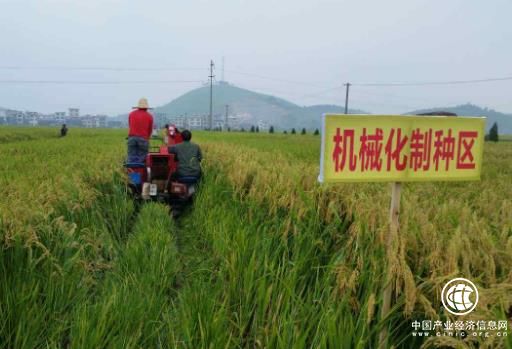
[{"xmin": 1, "ymin": 0, "xmax": 511, "ymax": 115}]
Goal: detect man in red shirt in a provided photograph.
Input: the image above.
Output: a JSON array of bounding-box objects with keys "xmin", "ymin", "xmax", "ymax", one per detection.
[{"xmin": 127, "ymin": 98, "xmax": 154, "ymax": 163}]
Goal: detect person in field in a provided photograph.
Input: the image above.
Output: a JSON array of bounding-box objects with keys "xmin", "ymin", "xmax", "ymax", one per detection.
[
  {"xmin": 60, "ymin": 124, "xmax": 68, "ymax": 137},
  {"xmin": 127, "ymin": 98, "xmax": 154, "ymax": 163},
  {"xmin": 167, "ymin": 125, "xmax": 183, "ymax": 145},
  {"xmin": 168, "ymin": 129, "xmax": 202, "ymax": 180},
  {"xmin": 161, "ymin": 124, "xmax": 169, "ymax": 144}
]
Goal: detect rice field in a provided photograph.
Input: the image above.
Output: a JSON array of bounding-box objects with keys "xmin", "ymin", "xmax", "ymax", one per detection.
[{"xmin": 0, "ymin": 126, "xmax": 511, "ymax": 348}]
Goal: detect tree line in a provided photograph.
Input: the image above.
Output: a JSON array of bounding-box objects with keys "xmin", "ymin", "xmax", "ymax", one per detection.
[
  {"xmin": 223, "ymin": 121, "xmax": 501, "ymax": 141},
  {"xmin": 238, "ymin": 125, "xmax": 320, "ymax": 135}
]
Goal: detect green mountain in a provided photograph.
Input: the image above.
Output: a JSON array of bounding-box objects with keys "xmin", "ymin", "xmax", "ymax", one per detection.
[
  {"xmin": 407, "ymin": 104, "xmax": 512, "ymax": 134},
  {"xmin": 128, "ymin": 84, "xmax": 512, "ymax": 134},
  {"xmin": 154, "ymin": 82, "xmax": 365, "ymax": 129}
]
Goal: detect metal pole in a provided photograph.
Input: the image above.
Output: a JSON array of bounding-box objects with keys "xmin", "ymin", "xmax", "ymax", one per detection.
[
  {"xmin": 225, "ymin": 104, "xmax": 229, "ymax": 130},
  {"xmin": 379, "ymin": 181, "xmax": 402, "ymax": 348},
  {"xmin": 209, "ymin": 60, "xmax": 215, "ymax": 130},
  {"xmin": 344, "ymin": 82, "xmax": 351, "ymax": 114}
]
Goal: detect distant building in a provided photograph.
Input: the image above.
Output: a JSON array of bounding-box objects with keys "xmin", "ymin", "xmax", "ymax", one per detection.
[
  {"xmin": 188, "ymin": 115, "xmax": 207, "ymax": 129},
  {"xmin": 154, "ymin": 112, "xmax": 169, "ymax": 126},
  {"xmin": 107, "ymin": 120, "xmax": 123, "ymax": 128},
  {"xmin": 82, "ymin": 117, "xmax": 94, "ymax": 128},
  {"xmin": 6, "ymin": 110, "xmax": 24, "ymax": 125},
  {"xmin": 257, "ymin": 120, "xmax": 270, "ymax": 131},
  {"xmin": 54, "ymin": 112, "xmax": 66, "ymax": 123},
  {"xmin": 82, "ymin": 115, "xmax": 107, "ymax": 128},
  {"xmin": 38, "ymin": 118, "xmax": 59, "ymax": 126},
  {"xmin": 0, "ymin": 106, "xmax": 120, "ymax": 128},
  {"xmin": 213, "ymin": 121, "xmax": 223, "ymax": 129},
  {"xmin": 167, "ymin": 116, "xmax": 187, "ymax": 129},
  {"xmin": 226, "ymin": 115, "xmax": 241, "ymax": 130},
  {"xmin": 24, "ymin": 112, "xmax": 39, "ymax": 126},
  {"xmin": 65, "ymin": 117, "xmax": 83, "ymax": 126},
  {"xmin": 68, "ymin": 108, "xmax": 79, "ymax": 118},
  {"xmin": 96, "ymin": 115, "xmax": 107, "ymax": 128}
]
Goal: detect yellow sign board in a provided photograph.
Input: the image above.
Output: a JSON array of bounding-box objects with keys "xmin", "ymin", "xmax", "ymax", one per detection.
[{"xmin": 319, "ymin": 114, "xmax": 486, "ymax": 183}]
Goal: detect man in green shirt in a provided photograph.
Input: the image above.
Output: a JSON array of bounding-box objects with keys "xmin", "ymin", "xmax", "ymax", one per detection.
[{"xmin": 169, "ymin": 129, "xmax": 202, "ymax": 179}]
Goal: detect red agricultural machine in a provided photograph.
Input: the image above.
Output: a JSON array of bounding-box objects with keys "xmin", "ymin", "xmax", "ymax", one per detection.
[{"xmin": 125, "ymin": 125, "xmax": 198, "ymax": 215}]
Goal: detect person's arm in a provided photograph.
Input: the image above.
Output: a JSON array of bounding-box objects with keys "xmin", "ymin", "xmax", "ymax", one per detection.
[
  {"xmin": 128, "ymin": 113, "xmax": 133, "ymax": 134},
  {"xmin": 197, "ymin": 146, "xmax": 202, "ymax": 162}
]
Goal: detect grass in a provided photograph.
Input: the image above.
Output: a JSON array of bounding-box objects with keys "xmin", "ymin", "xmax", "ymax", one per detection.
[{"xmin": 0, "ymin": 127, "xmax": 511, "ymax": 348}]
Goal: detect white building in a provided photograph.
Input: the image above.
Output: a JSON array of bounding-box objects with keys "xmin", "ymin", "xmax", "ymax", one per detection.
[
  {"xmin": 226, "ymin": 115, "xmax": 241, "ymax": 130},
  {"xmin": 24, "ymin": 112, "xmax": 39, "ymax": 126},
  {"xmin": 167, "ymin": 116, "xmax": 188, "ymax": 129},
  {"xmin": 257, "ymin": 120, "xmax": 270, "ymax": 131},
  {"xmin": 69, "ymin": 108, "xmax": 79, "ymax": 118},
  {"xmin": 82, "ymin": 115, "xmax": 107, "ymax": 128},
  {"xmin": 188, "ymin": 115, "xmax": 207, "ymax": 129},
  {"xmin": 54, "ymin": 112, "xmax": 66, "ymax": 123},
  {"xmin": 95, "ymin": 115, "xmax": 107, "ymax": 128},
  {"xmin": 5, "ymin": 110, "xmax": 24, "ymax": 125}
]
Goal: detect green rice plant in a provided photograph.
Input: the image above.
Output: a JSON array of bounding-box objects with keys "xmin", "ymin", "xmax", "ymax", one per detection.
[
  {"xmin": 70, "ymin": 203, "xmax": 179, "ymax": 349},
  {"xmin": 1, "ymin": 127, "xmax": 510, "ymax": 348},
  {"xmin": 195, "ymin": 133, "xmax": 512, "ymax": 348}
]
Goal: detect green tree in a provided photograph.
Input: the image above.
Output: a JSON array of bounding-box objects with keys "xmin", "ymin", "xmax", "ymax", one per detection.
[
  {"xmin": 291, "ymin": 128, "xmax": 296, "ymax": 134},
  {"xmin": 314, "ymin": 129, "xmax": 319, "ymax": 135},
  {"xmin": 283, "ymin": 130, "xmax": 288, "ymax": 134},
  {"xmin": 301, "ymin": 128, "xmax": 306, "ymax": 135},
  {"xmin": 488, "ymin": 122, "xmax": 499, "ymax": 142},
  {"xmin": 250, "ymin": 125, "xmax": 255, "ymax": 133},
  {"xmin": 256, "ymin": 126, "xmax": 260, "ymax": 133},
  {"xmin": 269, "ymin": 126, "xmax": 274, "ymax": 133}
]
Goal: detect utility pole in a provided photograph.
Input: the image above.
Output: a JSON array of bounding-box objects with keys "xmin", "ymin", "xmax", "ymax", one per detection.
[
  {"xmin": 344, "ymin": 82, "xmax": 351, "ymax": 114},
  {"xmin": 209, "ymin": 60, "xmax": 215, "ymax": 130},
  {"xmin": 225, "ymin": 104, "xmax": 229, "ymax": 130}
]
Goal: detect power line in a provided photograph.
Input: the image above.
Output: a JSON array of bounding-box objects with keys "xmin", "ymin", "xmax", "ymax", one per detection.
[
  {"xmin": 0, "ymin": 80, "xmax": 204, "ymax": 84},
  {"xmin": 301, "ymin": 85, "xmax": 344, "ymax": 99},
  {"xmin": 353, "ymin": 76, "xmax": 512, "ymax": 87},
  {"xmin": 347, "ymin": 96, "xmax": 425, "ymax": 111},
  {"xmin": 0, "ymin": 65, "xmax": 335, "ymax": 88},
  {"xmin": 350, "ymin": 89, "xmax": 445, "ymax": 107},
  {"xmin": 0, "ymin": 66, "xmax": 206, "ymax": 72},
  {"xmin": 225, "ymin": 69, "xmax": 331, "ymax": 88},
  {"xmin": 1, "ymin": 65, "xmax": 512, "ymax": 87}
]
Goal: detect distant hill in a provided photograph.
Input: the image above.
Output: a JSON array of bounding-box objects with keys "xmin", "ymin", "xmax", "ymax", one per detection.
[
  {"xmin": 154, "ymin": 82, "xmax": 365, "ymax": 129},
  {"xmin": 407, "ymin": 104, "xmax": 512, "ymax": 134},
  {"xmin": 117, "ymin": 85, "xmax": 512, "ymax": 133}
]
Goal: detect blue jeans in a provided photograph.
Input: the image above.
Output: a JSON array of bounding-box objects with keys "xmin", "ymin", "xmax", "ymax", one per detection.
[{"xmin": 127, "ymin": 136, "xmax": 148, "ymax": 163}]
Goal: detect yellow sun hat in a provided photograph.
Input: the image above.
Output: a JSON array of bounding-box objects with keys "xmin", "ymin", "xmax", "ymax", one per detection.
[{"xmin": 133, "ymin": 97, "xmax": 151, "ymax": 109}]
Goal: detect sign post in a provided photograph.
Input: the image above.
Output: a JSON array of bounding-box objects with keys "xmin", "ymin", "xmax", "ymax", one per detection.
[
  {"xmin": 379, "ymin": 181, "xmax": 401, "ymax": 348},
  {"xmin": 318, "ymin": 114, "xmax": 485, "ymax": 347}
]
